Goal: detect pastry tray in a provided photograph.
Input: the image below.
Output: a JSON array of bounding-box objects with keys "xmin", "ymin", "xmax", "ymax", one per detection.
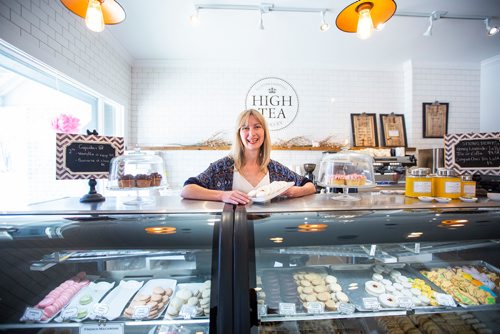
[
  {"xmin": 329, "ymin": 263, "xmax": 449, "ymax": 312},
  {"xmin": 250, "ymin": 182, "xmax": 295, "ymax": 203},
  {"xmin": 410, "ymin": 260, "xmax": 500, "ymax": 308},
  {"xmin": 164, "ymin": 282, "xmax": 210, "ymax": 320},
  {"xmin": 89, "ymin": 280, "xmax": 144, "ymax": 320}
]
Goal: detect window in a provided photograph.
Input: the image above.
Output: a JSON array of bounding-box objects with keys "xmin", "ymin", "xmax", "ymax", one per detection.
[{"xmin": 0, "ymin": 43, "xmax": 124, "ymax": 207}]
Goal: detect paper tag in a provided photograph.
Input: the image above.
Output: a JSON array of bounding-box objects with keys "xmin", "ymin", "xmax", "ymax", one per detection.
[
  {"xmin": 179, "ymin": 305, "xmax": 198, "ymax": 319},
  {"xmin": 61, "ymin": 306, "xmax": 78, "ymax": 320},
  {"xmin": 338, "ymin": 302, "xmax": 355, "ymax": 315},
  {"xmin": 362, "ymin": 297, "xmax": 380, "ymax": 310},
  {"xmin": 132, "ymin": 306, "xmax": 150, "ymax": 320},
  {"xmin": 306, "ymin": 302, "xmax": 324, "ymax": 314},
  {"xmin": 258, "ymin": 304, "xmax": 267, "ymax": 317},
  {"xmin": 435, "ymin": 293, "xmax": 457, "ymax": 307},
  {"xmin": 80, "ymin": 323, "xmax": 124, "ymax": 334},
  {"xmin": 398, "ymin": 296, "xmax": 414, "ymax": 309},
  {"xmin": 414, "ymin": 243, "xmax": 420, "ymax": 254},
  {"xmin": 388, "ymin": 130, "xmax": 399, "ymax": 137},
  {"xmin": 93, "ymin": 303, "xmax": 109, "ymax": 318},
  {"xmin": 21, "ymin": 307, "xmax": 43, "ymax": 322},
  {"xmin": 278, "ymin": 303, "xmax": 296, "ymax": 316},
  {"xmin": 370, "ymin": 245, "xmax": 377, "ymax": 256}
]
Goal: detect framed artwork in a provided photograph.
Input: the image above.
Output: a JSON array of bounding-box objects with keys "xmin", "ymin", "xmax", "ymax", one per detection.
[
  {"xmin": 350, "ymin": 113, "xmax": 379, "ymax": 147},
  {"xmin": 380, "ymin": 113, "xmax": 407, "ymax": 147},
  {"xmin": 423, "ymin": 102, "xmax": 449, "ymax": 138}
]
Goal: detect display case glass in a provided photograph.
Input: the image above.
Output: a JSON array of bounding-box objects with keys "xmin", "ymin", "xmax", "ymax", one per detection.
[
  {"xmin": 245, "ymin": 194, "xmax": 500, "ymax": 333},
  {"xmin": 0, "ymin": 197, "xmax": 228, "ymax": 334}
]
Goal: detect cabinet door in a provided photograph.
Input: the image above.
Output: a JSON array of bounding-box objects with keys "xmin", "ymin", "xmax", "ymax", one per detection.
[
  {"xmin": 0, "ymin": 211, "xmax": 227, "ymax": 334},
  {"xmin": 243, "ymin": 208, "xmax": 500, "ymax": 332}
]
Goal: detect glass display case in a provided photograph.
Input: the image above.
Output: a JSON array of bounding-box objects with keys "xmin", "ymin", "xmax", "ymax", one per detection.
[
  {"xmin": 0, "ymin": 197, "xmax": 231, "ymax": 334},
  {"xmin": 241, "ymin": 194, "xmax": 500, "ymax": 334}
]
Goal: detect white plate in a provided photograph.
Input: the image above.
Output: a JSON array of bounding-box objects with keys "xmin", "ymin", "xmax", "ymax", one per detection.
[
  {"xmin": 487, "ymin": 193, "xmax": 500, "ymax": 201},
  {"xmin": 460, "ymin": 197, "xmax": 478, "ymax": 203},
  {"xmin": 55, "ymin": 281, "xmax": 115, "ymax": 322},
  {"xmin": 435, "ymin": 197, "xmax": 452, "ymax": 203},
  {"xmin": 418, "ymin": 196, "xmax": 435, "ymax": 202},
  {"xmin": 123, "ymin": 278, "xmax": 177, "ymax": 319},
  {"xmin": 89, "ymin": 280, "xmax": 143, "ymax": 320},
  {"xmin": 250, "ymin": 181, "xmax": 295, "ymax": 203}
]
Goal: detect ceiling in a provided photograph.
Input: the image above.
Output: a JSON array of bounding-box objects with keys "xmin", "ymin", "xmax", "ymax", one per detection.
[{"xmin": 107, "ymin": 0, "xmax": 500, "ymax": 67}]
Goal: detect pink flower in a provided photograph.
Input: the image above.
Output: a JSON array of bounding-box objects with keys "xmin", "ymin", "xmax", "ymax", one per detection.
[{"xmin": 51, "ymin": 114, "xmax": 80, "ymax": 134}]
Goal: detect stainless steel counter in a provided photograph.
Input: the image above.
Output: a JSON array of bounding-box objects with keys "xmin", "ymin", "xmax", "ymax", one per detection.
[{"xmin": 1, "ymin": 193, "xmax": 499, "ymax": 215}]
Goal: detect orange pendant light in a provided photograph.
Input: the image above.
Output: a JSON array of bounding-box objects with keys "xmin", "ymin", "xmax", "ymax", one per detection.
[
  {"xmin": 60, "ymin": 0, "xmax": 126, "ymax": 32},
  {"xmin": 336, "ymin": 0, "xmax": 396, "ymax": 39}
]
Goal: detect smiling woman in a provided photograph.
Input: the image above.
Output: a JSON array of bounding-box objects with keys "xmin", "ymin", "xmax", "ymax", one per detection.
[{"xmin": 181, "ymin": 109, "xmax": 316, "ymax": 204}]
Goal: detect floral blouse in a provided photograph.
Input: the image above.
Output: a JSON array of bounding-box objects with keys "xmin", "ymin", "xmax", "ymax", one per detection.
[{"xmin": 184, "ymin": 156, "xmax": 311, "ymax": 191}]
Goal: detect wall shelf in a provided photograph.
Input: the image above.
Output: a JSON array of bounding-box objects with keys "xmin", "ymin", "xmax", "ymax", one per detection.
[{"xmin": 135, "ymin": 146, "xmax": 415, "ymax": 152}]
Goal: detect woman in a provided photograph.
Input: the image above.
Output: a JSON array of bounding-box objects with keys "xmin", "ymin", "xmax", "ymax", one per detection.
[{"xmin": 181, "ymin": 109, "xmax": 316, "ymax": 204}]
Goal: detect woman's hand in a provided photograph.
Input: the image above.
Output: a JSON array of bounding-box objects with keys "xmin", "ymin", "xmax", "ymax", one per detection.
[
  {"xmin": 282, "ymin": 183, "xmax": 316, "ymax": 198},
  {"xmin": 220, "ymin": 190, "xmax": 251, "ymax": 205}
]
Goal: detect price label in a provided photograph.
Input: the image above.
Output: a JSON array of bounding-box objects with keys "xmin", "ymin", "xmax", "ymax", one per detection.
[
  {"xmin": 93, "ymin": 303, "xmax": 109, "ymax": 318},
  {"xmin": 414, "ymin": 243, "xmax": 420, "ymax": 254},
  {"xmin": 435, "ymin": 293, "xmax": 457, "ymax": 307},
  {"xmin": 61, "ymin": 307, "xmax": 78, "ymax": 320},
  {"xmin": 278, "ymin": 303, "xmax": 296, "ymax": 316},
  {"xmin": 21, "ymin": 307, "xmax": 43, "ymax": 322},
  {"xmin": 81, "ymin": 323, "xmax": 124, "ymax": 334},
  {"xmin": 179, "ymin": 305, "xmax": 198, "ymax": 319},
  {"xmin": 132, "ymin": 306, "xmax": 150, "ymax": 319},
  {"xmin": 370, "ymin": 245, "xmax": 377, "ymax": 256},
  {"xmin": 258, "ymin": 304, "xmax": 267, "ymax": 317},
  {"xmin": 398, "ymin": 296, "xmax": 414, "ymax": 309},
  {"xmin": 306, "ymin": 302, "xmax": 324, "ymax": 314},
  {"xmin": 362, "ymin": 297, "xmax": 380, "ymax": 310},
  {"xmin": 338, "ymin": 302, "xmax": 355, "ymax": 315}
]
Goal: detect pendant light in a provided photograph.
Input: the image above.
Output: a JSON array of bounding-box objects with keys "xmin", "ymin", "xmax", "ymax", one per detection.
[
  {"xmin": 60, "ymin": 0, "xmax": 126, "ymax": 32},
  {"xmin": 336, "ymin": 0, "xmax": 397, "ymax": 39}
]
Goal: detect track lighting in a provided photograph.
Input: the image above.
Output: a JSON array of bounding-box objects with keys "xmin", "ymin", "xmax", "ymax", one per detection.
[
  {"xmin": 320, "ymin": 11, "xmax": 330, "ymax": 32},
  {"xmin": 60, "ymin": 0, "xmax": 126, "ymax": 32},
  {"xmin": 422, "ymin": 11, "xmax": 438, "ymax": 37},
  {"xmin": 484, "ymin": 18, "xmax": 499, "ymax": 36}
]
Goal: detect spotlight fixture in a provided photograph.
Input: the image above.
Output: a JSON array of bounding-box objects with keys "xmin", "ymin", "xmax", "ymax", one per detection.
[
  {"xmin": 190, "ymin": 6, "xmax": 200, "ymax": 26},
  {"xmin": 320, "ymin": 11, "xmax": 330, "ymax": 32},
  {"xmin": 423, "ymin": 12, "xmax": 434, "ymax": 37},
  {"xmin": 259, "ymin": 8, "xmax": 265, "ymax": 30},
  {"xmin": 484, "ymin": 18, "xmax": 499, "ymax": 36},
  {"xmin": 336, "ymin": 0, "xmax": 397, "ymax": 40},
  {"xmin": 60, "ymin": 0, "xmax": 126, "ymax": 32}
]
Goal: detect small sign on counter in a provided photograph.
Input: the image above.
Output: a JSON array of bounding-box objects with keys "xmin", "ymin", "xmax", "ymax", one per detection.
[{"xmin": 445, "ymin": 132, "xmax": 500, "ymax": 176}]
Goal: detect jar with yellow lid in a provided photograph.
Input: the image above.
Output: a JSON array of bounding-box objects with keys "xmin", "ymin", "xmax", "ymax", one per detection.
[
  {"xmin": 461, "ymin": 175, "xmax": 476, "ymax": 198},
  {"xmin": 405, "ymin": 168, "xmax": 433, "ymax": 197},
  {"xmin": 433, "ymin": 168, "xmax": 461, "ymax": 198}
]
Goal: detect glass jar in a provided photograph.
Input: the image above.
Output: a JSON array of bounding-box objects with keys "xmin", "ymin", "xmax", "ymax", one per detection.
[
  {"xmin": 461, "ymin": 175, "xmax": 476, "ymax": 198},
  {"xmin": 405, "ymin": 168, "xmax": 433, "ymax": 197},
  {"xmin": 433, "ymin": 168, "xmax": 461, "ymax": 199}
]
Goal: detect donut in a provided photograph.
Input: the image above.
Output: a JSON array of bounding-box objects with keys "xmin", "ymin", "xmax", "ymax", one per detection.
[
  {"xmin": 372, "ymin": 273, "xmax": 383, "ymax": 282},
  {"xmin": 393, "ymin": 283, "xmax": 403, "ymax": 291},
  {"xmin": 379, "ymin": 293, "xmax": 399, "ymax": 308},
  {"xmin": 381, "ymin": 279, "xmax": 392, "ymax": 286},
  {"xmin": 365, "ymin": 280, "xmax": 385, "ymax": 296},
  {"xmin": 385, "ymin": 285, "xmax": 396, "ymax": 293},
  {"xmin": 402, "ymin": 282, "xmax": 412, "ymax": 290},
  {"xmin": 390, "ymin": 270, "xmax": 401, "ymax": 278}
]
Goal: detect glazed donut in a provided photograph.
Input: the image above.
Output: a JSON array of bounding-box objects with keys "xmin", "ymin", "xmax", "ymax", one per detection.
[
  {"xmin": 378, "ymin": 293, "xmax": 399, "ymax": 308},
  {"xmin": 365, "ymin": 280, "xmax": 386, "ymax": 296}
]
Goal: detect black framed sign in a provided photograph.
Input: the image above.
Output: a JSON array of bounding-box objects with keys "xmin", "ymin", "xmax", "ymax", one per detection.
[
  {"xmin": 423, "ymin": 102, "xmax": 449, "ymax": 138},
  {"xmin": 380, "ymin": 113, "xmax": 407, "ymax": 147},
  {"xmin": 350, "ymin": 113, "xmax": 378, "ymax": 147}
]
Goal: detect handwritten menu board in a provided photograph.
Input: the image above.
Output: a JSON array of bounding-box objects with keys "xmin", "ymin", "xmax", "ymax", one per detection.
[
  {"xmin": 445, "ymin": 132, "xmax": 500, "ymax": 176},
  {"xmin": 56, "ymin": 133, "xmax": 124, "ymax": 180}
]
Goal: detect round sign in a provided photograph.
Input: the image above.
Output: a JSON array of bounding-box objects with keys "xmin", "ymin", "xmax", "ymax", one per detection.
[{"xmin": 245, "ymin": 77, "xmax": 299, "ymax": 131}]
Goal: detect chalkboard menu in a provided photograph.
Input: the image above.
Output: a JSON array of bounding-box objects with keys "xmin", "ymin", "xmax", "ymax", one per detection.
[
  {"xmin": 56, "ymin": 133, "xmax": 124, "ymax": 180},
  {"xmin": 445, "ymin": 132, "xmax": 500, "ymax": 176}
]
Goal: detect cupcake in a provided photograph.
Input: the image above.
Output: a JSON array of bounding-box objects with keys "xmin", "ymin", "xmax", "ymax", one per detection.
[
  {"xmin": 118, "ymin": 174, "xmax": 135, "ymax": 188},
  {"xmin": 345, "ymin": 174, "xmax": 366, "ymax": 186},
  {"xmin": 150, "ymin": 172, "xmax": 163, "ymax": 186},
  {"xmin": 135, "ymin": 174, "xmax": 152, "ymax": 187}
]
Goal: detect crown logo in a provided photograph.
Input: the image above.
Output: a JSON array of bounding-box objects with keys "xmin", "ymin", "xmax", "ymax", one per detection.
[{"xmin": 268, "ymin": 87, "xmax": 276, "ymax": 94}]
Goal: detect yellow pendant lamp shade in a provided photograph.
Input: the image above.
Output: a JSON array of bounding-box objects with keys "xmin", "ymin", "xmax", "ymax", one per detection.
[
  {"xmin": 336, "ymin": 0, "xmax": 396, "ymax": 36},
  {"xmin": 60, "ymin": 0, "xmax": 126, "ymax": 31}
]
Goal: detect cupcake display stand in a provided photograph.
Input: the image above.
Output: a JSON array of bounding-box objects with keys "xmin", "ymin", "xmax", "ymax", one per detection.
[
  {"xmin": 107, "ymin": 149, "xmax": 166, "ymax": 206},
  {"xmin": 317, "ymin": 150, "xmax": 376, "ymax": 202}
]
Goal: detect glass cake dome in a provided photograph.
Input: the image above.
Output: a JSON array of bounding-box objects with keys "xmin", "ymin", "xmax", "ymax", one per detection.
[
  {"xmin": 317, "ymin": 150, "xmax": 375, "ymax": 201},
  {"xmin": 107, "ymin": 149, "xmax": 166, "ymax": 190}
]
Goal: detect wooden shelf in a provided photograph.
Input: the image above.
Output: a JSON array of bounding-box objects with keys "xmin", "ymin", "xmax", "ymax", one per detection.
[{"xmin": 135, "ymin": 145, "xmax": 342, "ymax": 151}]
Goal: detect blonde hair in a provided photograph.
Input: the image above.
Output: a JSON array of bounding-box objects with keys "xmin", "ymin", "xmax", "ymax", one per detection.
[{"xmin": 231, "ymin": 109, "xmax": 271, "ymax": 172}]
